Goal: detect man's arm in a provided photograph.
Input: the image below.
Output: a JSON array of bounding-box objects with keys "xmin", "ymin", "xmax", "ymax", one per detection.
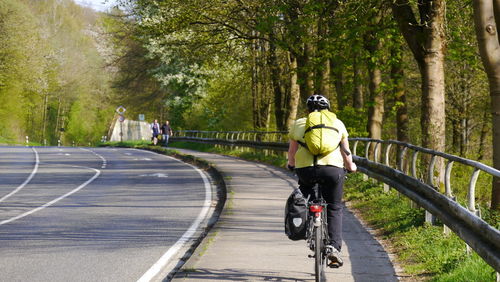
[
  {"xmin": 340, "ymin": 137, "xmax": 357, "ymax": 172},
  {"xmin": 288, "ymin": 140, "xmax": 299, "ymax": 169}
]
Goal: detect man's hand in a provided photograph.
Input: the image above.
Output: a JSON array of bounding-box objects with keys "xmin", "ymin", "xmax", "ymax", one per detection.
[
  {"xmin": 287, "ymin": 164, "xmax": 295, "ymax": 171},
  {"xmin": 346, "ymin": 162, "xmax": 357, "ymax": 172}
]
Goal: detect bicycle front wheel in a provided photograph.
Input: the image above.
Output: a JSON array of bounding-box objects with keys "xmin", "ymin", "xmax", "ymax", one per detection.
[{"xmin": 314, "ymin": 224, "xmax": 326, "ymax": 282}]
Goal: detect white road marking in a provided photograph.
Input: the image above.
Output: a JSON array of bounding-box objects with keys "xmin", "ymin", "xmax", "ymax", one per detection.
[
  {"xmin": 0, "ymin": 147, "xmax": 39, "ymax": 203},
  {"xmin": 0, "ymin": 166, "xmax": 101, "ymax": 226},
  {"xmin": 139, "ymin": 173, "xmax": 169, "ymax": 178},
  {"xmin": 80, "ymin": 148, "xmax": 107, "ymax": 169},
  {"xmin": 136, "ymin": 149, "xmax": 212, "ymax": 282}
]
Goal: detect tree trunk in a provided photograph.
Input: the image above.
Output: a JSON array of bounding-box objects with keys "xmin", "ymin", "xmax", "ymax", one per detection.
[
  {"xmin": 268, "ymin": 37, "xmax": 287, "ymax": 131},
  {"xmin": 472, "ymin": 0, "xmax": 500, "ymax": 210},
  {"xmin": 318, "ymin": 59, "xmax": 331, "ymax": 99},
  {"xmin": 316, "ymin": 17, "xmax": 331, "ymax": 99},
  {"xmin": 478, "ymin": 110, "xmax": 489, "ymax": 161},
  {"xmin": 367, "ymin": 65, "xmax": 383, "ymax": 140},
  {"xmin": 287, "ymin": 54, "xmax": 300, "ymax": 130},
  {"xmin": 364, "ymin": 29, "xmax": 384, "ymax": 143},
  {"xmin": 392, "ymin": 0, "xmax": 447, "ymax": 189},
  {"xmin": 353, "ymin": 54, "xmax": 364, "ymax": 110},
  {"xmin": 420, "ymin": 53, "xmax": 446, "ymax": 152},
  {"xmin": 297, "ymin": 43, "xmax": 314, "ymax": 103},
  {"xmin": 251, "ymin": 39, "xmax": 260, "ymax": 130},
  {"xmin": 330, "ymin": 58, "xmax": 344, "ymax": 112},
  {"xmin": 41, "ymin": 91, "xmax": 49, "ymax": 143},
  {"xmin": 391, "ymin": 45, "xmax": 409, "ymax": 143}
]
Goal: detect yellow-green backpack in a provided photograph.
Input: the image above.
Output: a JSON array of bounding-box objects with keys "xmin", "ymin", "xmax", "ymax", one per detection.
[{"xmin": 302, "ymin": 110, "xmax": 341, "ymax": 156}]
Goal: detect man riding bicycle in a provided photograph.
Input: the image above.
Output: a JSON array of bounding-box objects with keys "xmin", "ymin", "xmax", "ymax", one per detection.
[{"xmin": 287, "ymin": 94, "xmax": 357, "ymax": 266}]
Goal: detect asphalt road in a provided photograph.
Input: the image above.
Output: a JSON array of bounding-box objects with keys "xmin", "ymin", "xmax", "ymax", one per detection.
[{"xmin": 0, "ymin": 146, "xmax": 212, "ymax": 282}]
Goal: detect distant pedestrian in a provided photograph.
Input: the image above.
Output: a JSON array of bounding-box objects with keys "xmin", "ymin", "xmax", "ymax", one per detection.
[
  {"xmin": 161, "ymin": 120, "xmax": 173, "ymax": 146},
  {"xmin": 151, "ymin": 119, "xmax": 161, "ymax": 145}
]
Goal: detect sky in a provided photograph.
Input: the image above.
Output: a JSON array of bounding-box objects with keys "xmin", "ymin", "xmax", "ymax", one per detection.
[{"xmin": 74, "ymin": 0, "xmax": 119, "ymax": 11}]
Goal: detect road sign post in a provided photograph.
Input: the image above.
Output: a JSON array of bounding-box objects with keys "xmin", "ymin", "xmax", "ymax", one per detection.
[{"xmin": 116, "ymin": 106, "xmax": 126, "ymax": 142}]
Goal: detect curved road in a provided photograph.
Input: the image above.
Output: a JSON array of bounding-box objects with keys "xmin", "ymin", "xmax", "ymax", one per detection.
[{"xmin": 0, "ymin": 146, "xmax": 212, "ymax": 282}]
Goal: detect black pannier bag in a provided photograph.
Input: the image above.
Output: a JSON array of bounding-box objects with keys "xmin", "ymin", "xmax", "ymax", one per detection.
[{"xmin": 284, "ymin": 188, "xmax": 308, "ymax": 240}]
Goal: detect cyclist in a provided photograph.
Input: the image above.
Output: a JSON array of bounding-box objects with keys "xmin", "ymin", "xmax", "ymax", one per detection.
[{"xmin": 287, "ymin": 94, "xmax": 357, "ymax": 266}]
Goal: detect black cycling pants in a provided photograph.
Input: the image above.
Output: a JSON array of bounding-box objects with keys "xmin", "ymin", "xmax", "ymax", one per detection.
[{"xmin": 295, "ymin": 165, "xmax": 345, "ymax": 252}]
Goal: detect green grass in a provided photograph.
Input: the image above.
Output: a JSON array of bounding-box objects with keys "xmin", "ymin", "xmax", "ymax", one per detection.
[
  {"xmin": 101, "ymin": 140, "xmax": 497, "ymax": 281},
  {"xmin": 0, "ymin": 136, "xmax": 41, "ymax": 146},
  {"xmin": 344, "ymin": 173, "xmax": 496, "ymax": 281}
]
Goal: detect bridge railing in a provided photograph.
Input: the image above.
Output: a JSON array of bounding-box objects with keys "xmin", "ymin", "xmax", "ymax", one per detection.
[{"xmin": 171, "ymin": 130, "xmax": 500, "ymax": 272}]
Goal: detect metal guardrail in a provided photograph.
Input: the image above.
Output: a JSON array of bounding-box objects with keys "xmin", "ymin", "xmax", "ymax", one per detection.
[
  {"xmin": 171, "ymin": 130, "xmax": 500, "ymax": 272},
  {"xmin": 349, "ymin": 138, "xmax": 500, "ymax": 217},
  {"xmin": 172, "ymin": 130, "xmax": 289, "ymax": 151}
]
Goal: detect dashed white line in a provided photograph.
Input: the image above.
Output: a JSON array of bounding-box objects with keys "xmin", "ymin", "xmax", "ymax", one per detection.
[
  {"xmin": 0, "ymin": 147, "xmax": 39, "ymax": 203},
  {"xmin": 0, "ymin": 166, "xmax": 101, "ymax": 226},
  {"xmin": 80, "ymin": 148, "xmax": 107, "ymax": 169}
]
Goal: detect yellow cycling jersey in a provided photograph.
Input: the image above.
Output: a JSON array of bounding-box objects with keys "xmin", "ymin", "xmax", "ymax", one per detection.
[{"xmin": 289, "ymin": 117, "xmax": 348, "ymax": 168}]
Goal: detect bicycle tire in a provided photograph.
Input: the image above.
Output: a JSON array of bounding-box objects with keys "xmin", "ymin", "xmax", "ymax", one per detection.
[{"xmin": 314, "ymin": 223, "xmax": 326, "ymax": 282}]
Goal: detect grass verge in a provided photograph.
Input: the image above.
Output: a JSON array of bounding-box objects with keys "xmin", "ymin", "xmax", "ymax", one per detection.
[
  {"xmin": 101, "ymin": 140, "xmax": 497, "ymax": 281},
  {"xmin": 344, "ymin": 173, "xmax": 496, "ymax": 281}
]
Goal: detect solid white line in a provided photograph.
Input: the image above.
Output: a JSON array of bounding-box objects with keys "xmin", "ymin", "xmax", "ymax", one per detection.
[
  {"xmin": 0, "ymin": 147, "xmax": 40, "ymax": 203},
  {"xmin": 136, "ymin": 150, "xmax": 212, "ymax": 282},
  {"xmin": 0, "ymin": 167, "xmax": 101, "ymax": 226}
]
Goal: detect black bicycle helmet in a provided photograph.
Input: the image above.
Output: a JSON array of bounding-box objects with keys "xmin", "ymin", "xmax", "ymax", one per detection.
[{"xmin": 306, "ymin": 94, "xmax": 330, "ymax": 111}]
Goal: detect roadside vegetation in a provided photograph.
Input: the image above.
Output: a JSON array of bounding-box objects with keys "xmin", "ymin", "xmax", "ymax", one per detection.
[{"xmin": 102, "ymin": 140, "xmax": 496, "ymax": 281}]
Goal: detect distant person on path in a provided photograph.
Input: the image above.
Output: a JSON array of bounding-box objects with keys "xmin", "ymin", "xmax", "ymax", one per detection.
[
  {"xmin": 161, "ymin": 120, "xmax": 173, "ymax": 147},
  {"xmin": 151, "ymin": 119, "xmax": 161, "ymax": 145},
  {"xmin": 287, "ymin": 94, "xmax": 357, "ymax": 267}
]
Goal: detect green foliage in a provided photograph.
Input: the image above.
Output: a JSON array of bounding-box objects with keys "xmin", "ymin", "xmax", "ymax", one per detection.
[
  {"xmin": 0, "ymin": 0, "xmax": 115, "ymax": 145},
  {"xmin": 337, "ymin": 106, "xmax": 369, "ymax": 138},
  {"xmin": 183, "ymin": 61, "xmax": 253, "ymax": 130},
  {"xmin": 0, "ymin": 0, "xmax": 43, "ymax": 140}
]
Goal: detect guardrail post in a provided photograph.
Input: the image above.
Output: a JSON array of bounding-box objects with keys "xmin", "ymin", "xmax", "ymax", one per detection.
[
  {"xmin": 468, "ymin": 168, "xmax": 481, "ymax": 217},
  {"xmin": 25, "ymin": 136, "xmax": 29, "ymax": 146},
  {"xmin": 353, "ymin": 140, "xmax": 358, "ymax": 156},
  {"xmin": 363, "ymin": 141, "xmax": 371, "ymax": 181},
  {"xmin": 466, "ymin": 168, "xmax": 481, "ymax": 256},
  {"xmin": 383, "ymin": 144, "xmax": 392, "ymax": 193},
  {"xmin": 374, "ymin": 142, "xmax": 381, "ymax": 163},
  {"xmin": 425, "ymin": 155, "xmax": 437, "ymax": 224},
  {"xmin": 411, "ymin": 151, "xmax": 419, "ymax": 179},
  {"xmin": 398, "ymin": 146, "xmax": 408, "ymax": 172},
  {"xmin": 444, "ymin": 160, "xmax": 455, "ymax": 235},
  {"xmin": 371, "ymin": 142, "xmax": 381, "ymax": 184},
  {"xmin": 58, "ymin": 140, "xmax": 61, "ymax": 147}
]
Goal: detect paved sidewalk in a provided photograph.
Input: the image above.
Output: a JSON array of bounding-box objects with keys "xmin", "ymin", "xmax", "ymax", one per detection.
[{"xmin": 171, "ymin": 148, "xmax": 398, "ymax": 281}]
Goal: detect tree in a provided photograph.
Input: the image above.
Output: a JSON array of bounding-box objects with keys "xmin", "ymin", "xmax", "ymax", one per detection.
[
  {"xmin": 472, "ymin": 0, "xmax": 500, "ymax": 210},
  {"xmin": 391, "ymin": 0, "xmax": 447, "ymax": 155}
]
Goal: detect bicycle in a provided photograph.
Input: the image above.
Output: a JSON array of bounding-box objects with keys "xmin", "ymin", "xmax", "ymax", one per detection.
[
  {"xmin": 304, "ymin": 181, "xmax": 344, "ymax": 282},
  {"xmin": 287, "ymin": 165, "xmax": 347, "ymax": 282}
]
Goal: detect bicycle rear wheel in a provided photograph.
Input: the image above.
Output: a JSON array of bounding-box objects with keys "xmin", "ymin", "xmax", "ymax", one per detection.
[{"xmin": 314, "ymin": 224, "xmax": 326, "ymax": 282}]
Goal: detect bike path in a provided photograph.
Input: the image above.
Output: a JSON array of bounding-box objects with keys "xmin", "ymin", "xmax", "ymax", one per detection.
[{"xmin": 171, "ymin": 148, "xmax": 399, "ymax": 281}]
